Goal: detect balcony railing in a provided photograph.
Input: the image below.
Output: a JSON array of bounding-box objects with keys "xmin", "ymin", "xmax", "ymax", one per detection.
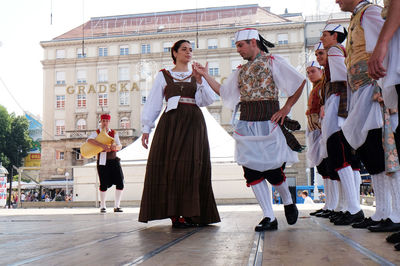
[{"xmin": 65, "ymin": 128, "xmax": 136, "ymax": 139}]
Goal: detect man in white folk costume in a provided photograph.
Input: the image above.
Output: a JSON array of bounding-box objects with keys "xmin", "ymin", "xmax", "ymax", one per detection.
[
  {"xmin": 194, "ymin": 28, "xmax": 305, "ymax": 231},
  {"xmin": 336, "ymin": 0, "xmax": 400, "ymax": 251},
  {"xmin": 367, "ymin": 0, "xmax": 400, "ymax": 250}
]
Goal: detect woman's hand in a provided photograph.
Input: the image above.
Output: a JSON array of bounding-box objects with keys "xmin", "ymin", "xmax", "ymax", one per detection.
[
  {"xmin": 142, "ymin": 133, "xmax": 149, "ymax": 149},
  {"xmin": 192, "ymin": 62, "xmax": 208, "ymax": 77}
]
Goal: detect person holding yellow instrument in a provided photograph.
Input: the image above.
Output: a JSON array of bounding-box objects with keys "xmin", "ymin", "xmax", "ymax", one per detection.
[{"xmin": 87, "ymin": 114, "xmax": 124, "ymax": 213}]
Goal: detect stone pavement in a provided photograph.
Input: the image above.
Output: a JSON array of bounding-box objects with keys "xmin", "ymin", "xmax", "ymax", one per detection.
[{"xmin": 0, "ymin": 204, "xmax": 399, "ymax": 266}]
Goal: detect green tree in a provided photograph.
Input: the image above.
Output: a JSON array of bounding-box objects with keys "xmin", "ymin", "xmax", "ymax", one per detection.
[{"xmin": 0, "ymin": 105, "xmax": 32, "ymax": 173}]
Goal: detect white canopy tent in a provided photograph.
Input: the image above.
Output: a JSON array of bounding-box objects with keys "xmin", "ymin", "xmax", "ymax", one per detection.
[
  {"xmin": 117, "ymin": 107, "xmax": 235, "ymax": 164},
  {"xmin": 73, "ymin": 108, "xmax": 254, "ymax": 202}
]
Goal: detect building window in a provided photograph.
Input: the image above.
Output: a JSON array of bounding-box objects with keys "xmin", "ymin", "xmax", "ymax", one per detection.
[
  {"xmin": 207, "ymin": 39, "xmax": 218, "ymax": 49},
  {"xmin": 98, "ymin": 93, "xmax": 108, "ymax": 107},
  {"xmin": 208, "ymin": 62, "xmax": 220, "ymax": 76},
  {"xmin": 119, "ymin": 91, "xmax": 129, "ymax": 106},
  {"xmin": 141, "ymin": 90, "xmax": 148, "ymax": 104},
  {"xmin": 231, "ymin": 38, "xmax": 236, "ymax": 48},
  {"xmin": 56, "ymin": 150, "xmax": 65, "ymax": 160},
  {"xmin": 231, "ymin": 60, "xmax": 242, "ymax": 72},
  {"xmin": 76, "ymin": 119, "xmax": 86, "ymax": 130},
  {"xmin": 120, "ymin": 45, "xmax": 129, "ymax": 55},
  {"xmin": 120, "ymin": 117, "xmax": 130, "ymax": 129},
  {"xmin": 56, "ymin": 71, "xmax": 66, "ymax": 85},
  {"xmin": 141, "ymin": 44, "xmax": 151, "ymax": 54},
  {"xmin": 76, "ymin": 94, "xmax": 86, "ymax": 108},
  {"xmin": 190, "ymin": 40, "xmax": 196, "ymax": 50},
  {"xmin": 278, "ymin": 33, "xmax": 289, "ymax": 45},
  {"xmin": 97, "ymin": 68, "xmax": 108, "ymax": 82},
  {"xmin": 55, "ymin": 120, "xmax": 65, "ymax": 135},
  {"xmin": 73, "ymin": 148, "xmax": 82, "ymax": 160},
  {"xmin": 56, "ymin": 49, "xmax": 65, "ymax": 59},
  {"xmin": 56, "ymin": 95, "xmax": 65, "ymax": 109},
  {"xmin": 98, "ymin": 47, "xmax": 108, "ymax": 57},
  {"xmin": 163, "ymin": 42, "xmax": 172, "ymax": 52},
  {"xmin": 77, "ymin": 48, "xmax": 86, "ymax": 58},
  {"xmin": 76, "ymin": 70, "xmax": 87, "ymax": 84},
  {"xmin": 118, "ymin": 67, "xmax": 129, "ymax": 81}
]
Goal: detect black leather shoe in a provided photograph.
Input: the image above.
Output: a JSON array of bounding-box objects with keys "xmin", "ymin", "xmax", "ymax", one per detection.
[
  {"xmin": 315, "ymin": 209, "xmax": 330, "ymax": 217},
  {"xmin": 310, "ymin": 209, "xmax": 324, "ymax": 216},
  {"xmin": 352, "ymin": 217, "xmax": 381, "ymax": 229},
  {"xmin": 320, "ymin": 210, "xmax": 333, "ymax": 218},
  {"xmin": 284, "ymin": 204, "xmax": 298, "ymax": 225},
  {"xmin": 114, "ymin": 207, "xmax": 123, "ymax": 212},
  {"xmin": 329, "ymin": 211, "xmax": 344, "ymax": 223},
  {"xmin": 100, "ymin": 208, "xmax": 106, "ymax": 213},
  {"xmin": 368, "ymin": 219, "xmax": 400, "ymax": 232},
  {"xmin": 395, "ymin": 242, "xmax": 400, "ymax": 251},
  {"xmin": 334, "ymin": 210, "xmax": 364, "ymax": 226},
  {"xmin": 386, "ymin": 231, "xmax": 400, "ymax": 243},
  {"xmin": 255, "ymin": 217, "xmax": 278, "ymax": 232}
]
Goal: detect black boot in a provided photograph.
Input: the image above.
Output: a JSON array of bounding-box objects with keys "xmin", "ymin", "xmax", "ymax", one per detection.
[
  {"xmin": 255, "ymin": 217, "xmax": 278, "ymax": 232},
  {"xmin": 284, "ymin": 204, "xmax": 298, "ymax": 225},
  {"xmin": 395, "ymin": 242, "xmax": 400, "ymax": 251}
]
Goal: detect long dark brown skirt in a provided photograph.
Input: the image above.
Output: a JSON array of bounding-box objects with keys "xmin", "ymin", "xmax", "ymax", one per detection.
[{"xmin": 139, "ymin": 104, "xmax": 220, "ymax": 224}]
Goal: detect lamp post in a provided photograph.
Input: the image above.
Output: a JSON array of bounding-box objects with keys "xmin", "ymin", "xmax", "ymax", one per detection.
[{"xmin": 65, "ymin": 172, "xmax": 69, "ymax": 199}]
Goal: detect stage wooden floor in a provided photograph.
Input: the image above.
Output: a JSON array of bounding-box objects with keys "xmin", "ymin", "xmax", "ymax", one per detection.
[{"xmin": 0, "ymin": 204, "xmax": 398, "ymax": 266}]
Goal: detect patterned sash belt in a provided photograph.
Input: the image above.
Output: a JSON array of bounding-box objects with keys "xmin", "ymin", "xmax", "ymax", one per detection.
[
  {"xmin": 239, "ymin": 100, "xmax": 303, "ymax": 152},
  {"xmin": 325, "ymin": 81, "xmax": 348, "ymax": 118},
  {"xmin": 347, "ymin": 60, "xmax": 375, "ymax": 92},
  {"xmin": 179, "ymin": 97, "xmax": 196, "ymax": 105}
]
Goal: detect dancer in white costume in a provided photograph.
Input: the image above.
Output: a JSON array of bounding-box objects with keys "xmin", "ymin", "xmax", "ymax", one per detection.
[
  {"xmin": 193, "ymin": 28, "xmax": 305, "ymax": 231},
  {"xmin": 367, "ymin": 0, "xmax": 400, "ymax": 250},
  {"xmin": 319, "ymin": 24, "xmax": 364, "ymax": 225},
  {"xmin": 336, "ymin": 0, "xmax": 400, "ymax": 233}
]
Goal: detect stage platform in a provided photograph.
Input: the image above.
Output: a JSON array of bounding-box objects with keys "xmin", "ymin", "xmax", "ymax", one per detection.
[{"xmin": 0, "ymin": 204, "xmax": 398, "ymax": 266}]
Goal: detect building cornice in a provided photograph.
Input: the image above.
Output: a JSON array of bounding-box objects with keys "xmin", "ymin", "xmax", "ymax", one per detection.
[{"xmin": 40, "ymin": 22, "xmax": 304, "ymax": 48}]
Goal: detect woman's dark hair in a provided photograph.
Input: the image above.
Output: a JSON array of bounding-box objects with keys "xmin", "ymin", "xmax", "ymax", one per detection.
[
  {"xmin": 245, "ymin": 34, "xmax": 275, "ymax": 53},
  {"xmin": 171, "ymin": 40, "xmax": 191, "ymax": 64},
  {"xmin": 328, "ymin": 28, "xmax": 348, "ymax": 43}
]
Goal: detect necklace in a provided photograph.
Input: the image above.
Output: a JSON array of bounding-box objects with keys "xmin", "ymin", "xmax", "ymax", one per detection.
[{"xmin": 167, "ymin": 71, "xmax": 192, "ymax": 82}]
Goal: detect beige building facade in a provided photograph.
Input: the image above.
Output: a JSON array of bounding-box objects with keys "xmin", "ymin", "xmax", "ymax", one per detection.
[{"xmin": 40, "ymin": 4, "xmax": 314, "ymax": 185}]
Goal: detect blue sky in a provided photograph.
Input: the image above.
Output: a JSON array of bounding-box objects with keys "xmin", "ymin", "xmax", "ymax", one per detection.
[{"xmin": 0, "ymin": 0, "xmax": 341, "ymax": 118}]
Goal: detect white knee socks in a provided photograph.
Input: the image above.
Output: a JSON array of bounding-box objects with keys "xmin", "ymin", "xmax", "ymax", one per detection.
[
  {"xmin": 337, "ymin": 166, "xmax": 361, "ymax": 214},
  {"xmin": 100, "ymin": 191, "xmax": 107, "ymax": 209},
  {"xmin": 322, "ymin": 178, "xmax": 329, "ymax": 210},
  {"xmin": 273, "ymin": 181, "xmax": 293, "ymax": 205},
  {"xmin": 353, "ymin": 170, "xmax": 361, "ymax": 204},
  {"xmin": 251, "ymin": 180, "xmax": 275, "ymax": 220},
  {"xmin": 115, "ymin": 189, "xmax": 123, "ymax": 208},
  {"xmin": 388, "ymin": 172, "xmax": 400, "ymax": 223}
]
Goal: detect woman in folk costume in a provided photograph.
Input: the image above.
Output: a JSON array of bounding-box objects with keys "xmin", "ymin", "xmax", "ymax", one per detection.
[
  {"xmin": 193, "ymin": 28, "xmax": 305, "ymax": 231},
  {"xmin": 139, "ymin": 40, "xmax": 220, "ymax": 228},
  {"xmin": 87, "ymin": 114, "xmax": 124, "ymax": 213},
  {"xmin": 319, "ymin": 24, "xmax": 364, "ymax": 226},
  {"xmin": 337, "ymin": 0, "xmax": 400, "ymax": 236}
]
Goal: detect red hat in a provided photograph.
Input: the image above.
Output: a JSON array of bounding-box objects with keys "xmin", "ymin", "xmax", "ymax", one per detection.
[{"xmin": 100, "ymin": 114, "xmax": 111, "ymax": 120}]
